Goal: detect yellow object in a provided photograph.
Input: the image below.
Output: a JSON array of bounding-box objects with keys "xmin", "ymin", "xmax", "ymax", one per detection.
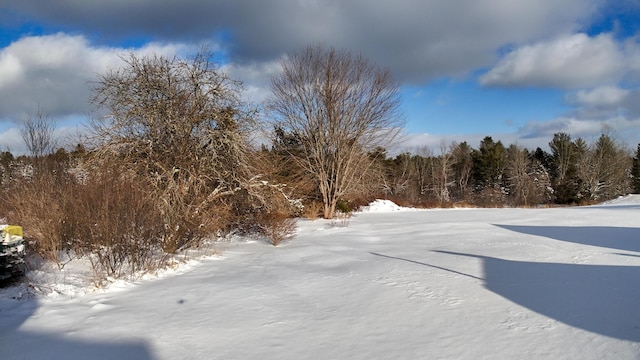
[{"xmin": 3, "ymin": 225, "xmax": 22, "ymax": 238}]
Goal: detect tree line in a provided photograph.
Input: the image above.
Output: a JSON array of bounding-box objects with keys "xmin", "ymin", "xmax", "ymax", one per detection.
[
  {"xmin": 0, "ymin": 44, "xmax": 638, "ymax": 280},
  {"xmin": 365, "ymin": 132, "xmax": 635, "ymax": 208}
]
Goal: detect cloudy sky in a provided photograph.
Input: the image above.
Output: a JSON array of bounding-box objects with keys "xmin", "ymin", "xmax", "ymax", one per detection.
[{"xmin": 1, "ymin": 0, "xmax": 640, "ymax": 154}]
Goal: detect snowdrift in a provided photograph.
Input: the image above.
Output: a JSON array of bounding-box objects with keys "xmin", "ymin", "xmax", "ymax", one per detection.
[{"xmin": 358, "ymin": 199, "xmax": 414, "ymax": 213}]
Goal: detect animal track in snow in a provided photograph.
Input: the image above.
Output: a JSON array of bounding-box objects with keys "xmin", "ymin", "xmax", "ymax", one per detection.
[
  {"xmin": 372, "ymin": 271, "xmax": 462, "ymax": 306},
  {"xmin": 500, "ymin": 309, "xmax": 557, "ymax": 333}
]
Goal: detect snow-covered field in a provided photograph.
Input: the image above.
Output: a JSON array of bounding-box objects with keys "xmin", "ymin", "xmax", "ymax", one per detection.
[{"xmin": 1, "ymin": 197, "xmax": 640, "ymax": 359}]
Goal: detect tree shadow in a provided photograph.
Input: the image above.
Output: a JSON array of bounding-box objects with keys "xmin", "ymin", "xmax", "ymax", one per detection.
[
  {"xmin": 614, "ymin": 253, "xmax": 640, "ymax": 258},
  {"xmin": 0, "ymin": 293, "xmax": 155, "ymax": 360},
  {"xmin": 369, "ymin": 252, "xmax": 482, "ymax": 280},
  {"xmin": 435, "ymin": 250, "xmax": 640, "ymax": 342},
  {"xmin": 588, "ymin": 204, "xmax": 640, "ymax": 211},
  {"xmin": 494, "ymin": 224, "xmax": 640, "ymax": 253}
]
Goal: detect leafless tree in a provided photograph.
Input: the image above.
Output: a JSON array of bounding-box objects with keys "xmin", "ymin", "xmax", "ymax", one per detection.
[
  {"xmin": 412, "ymin": 146, "xmax": 432, "ymax": 198},
  {"xmin": 20, "ymin": 108, "xmax": 57, "ymax": 159},
  {"xmin": 268, "ymin": 44, "xmax": 403, "ymax": 218},
  {"xmin": 577, "ymin": 134, "xmax": 631, "ymax": 201},
  {"xmin": 381, "ymin": 152, "xmax": 413, "ymax": 197},
  {"xmin": 505, "ymin": 144, "xmax": 533, "ymax": 206},
  {"xmin": 431, "ymin": 141, "xmax": 454, "ymax": 204},
  {"xmin": 451, "ymin": 142, "xmax": 473, "ymax": 201},
  {"xmin": 90, "ymin": 49, "xmax": 258, "ymax": 251}
]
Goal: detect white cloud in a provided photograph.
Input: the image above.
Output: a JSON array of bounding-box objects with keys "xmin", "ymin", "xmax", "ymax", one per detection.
[
  {"xmin": 0, "ymin": 127, "xmax": 24, "ymax": 153},
  {"xmin": 398, "ymin": 133, "xmax": 478, "ymax": 153},
  {"xmin": 5, "ymin": 1, "xmax": 640, "ymax": 153},
  {"xmin": 400, "ymin": 131, "xmax": 553, "ymax": 154},
  {"xmin": 0, "ymin": 52, "xmax": 22, "ymax": 87},
  {"xmin": 563, "ymin": 86, "xmax": 639, "ymax": 122},
  {"xmin": 6, "ymin": 0, "xmax": 603, "ymax": 83},
  {"xmin": 401, "ymin": 111, "xmax": 640, "ymax": 154},
  {"xmin": 518, "ymin": 115, "xmax": 640, "ymax": 146},
  {"xmin": 0, "ymin": 34, "xmax": 116, "ymax": 120},
  {"xmin": 480, "ymin": 33, "xmax": 627, "ymax": 89},
  {"xmin": 0, "ymin": 33, "xmax": 210, "ymax": 153},
  {"xmin": 222, "ymin": 59, "xmax": 282, "ymax": 103},
  {"xmin": 567, "ymin": 86, "xmax": 630, "ymax": 107},
  {"xmin": 0, "ymin": 33, "xmax": 199, "ymax": 122}
]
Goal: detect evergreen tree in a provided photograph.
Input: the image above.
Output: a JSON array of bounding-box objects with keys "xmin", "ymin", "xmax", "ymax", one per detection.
[
  {"xmin": 549, "ymin": 133, "xmax": 580, "ymax": 204},
  {"xmin": 632, "ymin": 144, "xmax": 640, "ymax": 193},
  {"xmin": 472, "ymin": 136, "xmax": 506, "ymax": 190},
  {"xmin": 532, "ymin": 147, "xmax": 552, "ymax": 172}
]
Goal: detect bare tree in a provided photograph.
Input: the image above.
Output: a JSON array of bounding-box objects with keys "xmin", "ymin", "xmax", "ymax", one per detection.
[
  {"xmin": 91, "ymin": 49, "xmax": 258, "ymax": 251},
  {"xmin": 505, "ymin": 144, "xmax": 533, "ymax": 206},
  {"xmin": 20, "ymin": 108, "xmax": 57, "ymax": 159},
  {"xmin": 268, "ymin": 45, "xmax": 403, "ymax": 218},
  {"xmin": 412, "ymin": 146, "xmax": 432, "ymax": 199},
  {"xmin": 431, "ymin": 141, "xmax": 454, "ymax": 204},
  {"xmin": 577, "ymin": 134, "xmax": 631, "ymax": 201},
  {"xmin": 382, "ymin": 152, "xmax": 413, "ymax": 198},
  {"xmin": 451, "ymin": 141, "xmax": 473, "ymax": 201}
]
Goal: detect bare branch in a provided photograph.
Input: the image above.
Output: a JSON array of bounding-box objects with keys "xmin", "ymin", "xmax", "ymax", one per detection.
[
  {"xmin": 268, "ymin": 44, "xmax": 404, "ymax": 218},
  {"xmin": 90, "ymin": 49, "xmax": 257, "ymax": 251},
  {"xmin": 20, "ymin": 107, "xmax": 57, "ymax": 158}
]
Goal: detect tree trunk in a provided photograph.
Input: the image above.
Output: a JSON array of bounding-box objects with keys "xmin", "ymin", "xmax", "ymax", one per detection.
[{"xmin": 323, "ymin": 196, "xmax": 338, "ymax": 219}]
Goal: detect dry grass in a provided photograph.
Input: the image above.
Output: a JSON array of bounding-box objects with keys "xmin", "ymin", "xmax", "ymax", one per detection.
[
  {"xmin": 302, "ymin": 201, "xmax": 322, "ymax": 220},
  {"xmin": 3, "ymin": 171, "xmax": 69, "ymax": 267}
]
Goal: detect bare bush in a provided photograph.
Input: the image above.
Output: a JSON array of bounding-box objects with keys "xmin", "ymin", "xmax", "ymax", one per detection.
[
  {"xmin": 63, "ymin": 160, "xmax": 164, "ymax": 278},
  {"xmin": 4, "ymin": 171, "xmax": 69, "ymax": 267},
  {"xmin": 4, "ymin": 155, "xmax": 169, "ymax": 278},
  {"xmin": 90, "ymin": 49, "xmax": 258, "ymax": 252},
  {"xmin": 473, "ymin": 187, "xmax": 507, "ymax": 208},
  {"xmin": 329, "ymin": 212, "xmax": 351, "ymax": 228},
  {"xmin": 258, "ymin": 212, "xmax": 297, "ymax": 246}
]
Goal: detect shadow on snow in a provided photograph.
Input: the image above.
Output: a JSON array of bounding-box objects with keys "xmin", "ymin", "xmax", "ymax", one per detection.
[
  {"xmin": 371, "ymin": 221, "xmax": 640, "ymax": 342},
  {"xmin": 435, "ymin": 250, "xmax": 640, "ymax": 342},
  {"xmin": 493, "ymin": 224, "xmax": 640, "ymax": 253},
  {"xmin": 0, "ymin": 297, "xmax": 155, "ymax": 360}
]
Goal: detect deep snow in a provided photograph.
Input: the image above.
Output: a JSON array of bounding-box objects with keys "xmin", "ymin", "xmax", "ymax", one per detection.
[{"xmin": 1, "ymin": 197, "xmax": 639, "ymax": 359}]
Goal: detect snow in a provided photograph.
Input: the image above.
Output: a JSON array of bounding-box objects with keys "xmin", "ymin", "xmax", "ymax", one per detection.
[
  {"xmin": 1, "ymin": 198, "xmax": 640, "ymax": 359},
  {"xmin": 359, "ymin": 199, "xmax": 414, "ymax": 213}
]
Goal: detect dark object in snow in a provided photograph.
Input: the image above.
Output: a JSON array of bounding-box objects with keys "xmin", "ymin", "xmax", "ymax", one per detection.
[{"xmin": 0, "ymin": 225, "xmax": 25, "ymax": 282}]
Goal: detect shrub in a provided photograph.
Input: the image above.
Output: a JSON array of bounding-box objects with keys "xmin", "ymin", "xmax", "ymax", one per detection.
[
  {"xmin": 335, "ymin": 199, "xmax": 352, "ymax": 214},
  {"xmin": 473, "ymin": 187, "xmax": 507, "ymax": 208},
  {"xmin": 4, "ymin": 170, "xmax": 70, "ymax": 267},
  {"xmin": 302, "ymin": 201, "xmax": 322, "ymax": 220},
  {"xmin": 3, "ymin": 157, "xmax": 169, "ymax": 278},
  {"xmin": 258, "ymin": 212, "xmax": 297, "ymax": 246},
  {"xmin": 64, "ymin": 163, "xmax": 164, "ymax": 277}
]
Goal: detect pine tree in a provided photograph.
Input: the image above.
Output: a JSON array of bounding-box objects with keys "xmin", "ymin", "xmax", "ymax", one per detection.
[
  {"xmin": 631, "ymin": 144, "xmax": 640, "ymax": 193},
  {"xmin": 472, "ymin": 136, "xmax": 506, "ymax": 190},
  {"xmin": 549, "ymin": 133, "xmax": 580, "ymax": 204}
]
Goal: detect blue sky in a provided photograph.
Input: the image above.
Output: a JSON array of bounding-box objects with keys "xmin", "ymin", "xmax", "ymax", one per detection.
[{"xmin": 1, "ymin": 1, "xmax": 640, "ymax": 154}]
